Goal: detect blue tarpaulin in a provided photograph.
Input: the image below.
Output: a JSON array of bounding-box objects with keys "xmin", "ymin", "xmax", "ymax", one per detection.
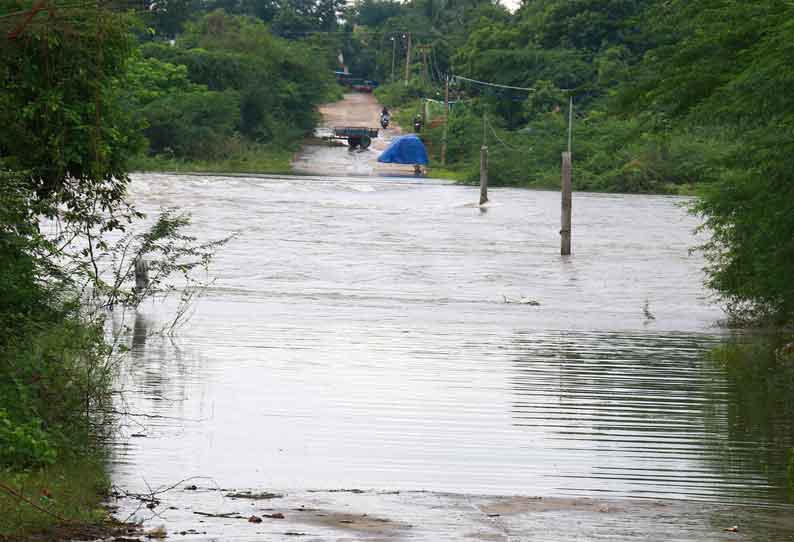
[{"xmin": 377, "ymin": 134, "xmax": 428, "ymax": 165}]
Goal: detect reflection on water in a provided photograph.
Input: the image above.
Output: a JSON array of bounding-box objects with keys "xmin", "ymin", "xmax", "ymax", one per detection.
[
  {"xmin": 509, "ymin": 331, "xmax": 787, "ymax": 503},
  {"xmin": 111, "ymin": 174, "xmax": 793, "ymax": 525},
  {"xmin": 131, "ymin": 312, "xmax": 149, "ymax": 352},
  {"xmin": 710, "ymin": 338, "xmax": 794, "ymax": 503}
]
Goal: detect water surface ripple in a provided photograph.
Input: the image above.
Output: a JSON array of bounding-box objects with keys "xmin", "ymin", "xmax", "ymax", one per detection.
[{"xmin": 113, "ymin": 174, "xmax": 790, "ymax": 517}]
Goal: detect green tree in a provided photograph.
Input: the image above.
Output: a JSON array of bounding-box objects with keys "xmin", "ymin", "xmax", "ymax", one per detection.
[
  {"xmin": 622, "ymin": 0, "xmax": 794, "ymax": 323},
  {"xmin": 0, "ymin": 2, "xmax": 144, "ymax": 220},
  {"xmin": 0, "ymin": 1, "xmax": 139, "ymax": 477}
]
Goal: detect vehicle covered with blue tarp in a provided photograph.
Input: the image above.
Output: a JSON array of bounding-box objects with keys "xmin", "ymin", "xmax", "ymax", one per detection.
[{"xmin": 377, "ymin": 134, "xmax": 428, "ymax": 165}]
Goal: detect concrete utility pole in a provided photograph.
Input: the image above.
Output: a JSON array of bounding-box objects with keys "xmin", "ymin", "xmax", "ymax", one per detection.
[
  {"xmin": 567, "ymin": 94, "xmax": 573, "ymax": 154},
  {"xmin": 441, "ymin": 75, "xmax": 449, "ymax": 166},
  {"xmin": 480, "ymin": 113, "xmax": 488, "ymax": 205},
  {"xmin": 561, "ymin": 151, "xmax": 572, "ymax": 255},
  {"xmin": 560, "ymin": 95, "xmax": 574, "ymax": 255},
  {"xmin": 404, "ymin": 32, "xmax": 411, "ymax": 86},
  {"xmin": 480, "ymin": 146, "xmax": 489, "ymax": 205},
  {"xmin": 390, "ymin": 37, "xmax": 396, "ymax": 82}
]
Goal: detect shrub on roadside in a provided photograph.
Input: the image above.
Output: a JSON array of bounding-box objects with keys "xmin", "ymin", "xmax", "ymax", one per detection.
[
  {"xmin": 0, "ymin": 409, "xmax": 56, "ymax": 468},
  {"xmin": 141, "ymin": 90, "xmax": 241, "ymax": 159}
]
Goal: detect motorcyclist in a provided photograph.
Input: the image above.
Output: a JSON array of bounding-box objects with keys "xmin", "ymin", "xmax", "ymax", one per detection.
[
  {"xmin": 413, "ymin": 114, "xmax": 423, "ymax": 132},
  {"xmin": 380, "ymin": 107, "xmax": 390, "ymax": 128}
]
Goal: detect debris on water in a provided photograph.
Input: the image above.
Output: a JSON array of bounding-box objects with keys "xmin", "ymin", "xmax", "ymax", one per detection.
[
  {"xmin": 309, "ymin": 488, "xmax": 365, "ymax": 494},
  {"xmin": 285, "ymin": 532, "xmax": 307, "ymax": 536},
  {"xmin": 502, "ymin": 295, "xmax": 540, "ymax": 306},
  {"xmin": 724, "ymin": 526, "xmax": 739, "ymax": 532},
  {"xmin": 145, "ymin": 525, "xmax": 167, "ymax": 539},
  {"xmin": 264, "ymin": 512, "xmax": 286, "ymax": 519},
  {"xmin": 248, "ymin": 515, "xmax": 263, "ymax": 523},
  {"xmin": 184, "ymin": 484, "xmax": 198, "ymax": 490},
  {"xmin": 226, "ymin": 491, "xmax": 283, "ymax": 500},
  {"xmin": 193, "ymin": 511, "xmax": 243, "ymax": 518},
  {"xmin": 131, "ymin": 433, "xmax": 147, "ymax": 438},
  {"xmin": 642, "ymin": 299, "xmax": 656, "ymax": 321}
]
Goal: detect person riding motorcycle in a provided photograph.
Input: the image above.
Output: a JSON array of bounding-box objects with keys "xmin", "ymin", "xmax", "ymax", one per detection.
[
  {"xmin": 380, "ymin": 107, "xmax": 390, "ymax": 128},
  {"xmin": 413, "ymin": 114, "xmax": 423, "ymax": 133}
]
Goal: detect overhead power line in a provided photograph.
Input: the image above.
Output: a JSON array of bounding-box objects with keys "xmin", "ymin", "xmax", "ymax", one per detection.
[{"xmin": 452, "ymin": 74, "xmax": 536, "ymax": 92}]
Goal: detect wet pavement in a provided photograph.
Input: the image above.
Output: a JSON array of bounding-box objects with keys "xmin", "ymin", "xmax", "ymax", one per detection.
[{"xmin": 107, "ymin": 93, "xmax": 794, "ymax": 540}]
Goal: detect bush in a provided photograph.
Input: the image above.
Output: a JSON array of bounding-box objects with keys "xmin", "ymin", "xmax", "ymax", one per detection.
[
  {"xmin": 429, "ymin": 104, "xmax": 736, "ymax": 193},
  {"xmin": 0, "ymin": 180, "xmax": 113, "ymax": 467},
  {"xmin": 141, "ymin": 90, "xmax": 241, "ymax": 159},
  {"xmin": 375, "ymin": 79, "xmax": 438, "ymax": 109},
  {"xmin": 0, "ymin": 409, "xmax": 56, "ymax": 468},
  {"xmin": 133, "ymin": 11, "xmax": 339, "ymax": 161}
]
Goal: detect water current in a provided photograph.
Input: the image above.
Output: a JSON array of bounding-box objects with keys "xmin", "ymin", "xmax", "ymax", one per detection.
[{"xmin": 110, "ymin": 172, "xmax": 794, "ymax": 540}]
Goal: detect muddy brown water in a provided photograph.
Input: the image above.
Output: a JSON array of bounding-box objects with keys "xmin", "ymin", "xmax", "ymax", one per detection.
[{"xmin": 110, "ymin": 166, "xmax": 794, "ymax": 539}]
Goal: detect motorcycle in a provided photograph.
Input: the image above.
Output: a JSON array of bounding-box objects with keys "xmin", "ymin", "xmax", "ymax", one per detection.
[{"xmin": 380, "ymin": 114, "xmax": 390, "ymax": 129}]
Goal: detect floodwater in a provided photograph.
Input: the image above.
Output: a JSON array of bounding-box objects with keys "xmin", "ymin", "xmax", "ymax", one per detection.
[
  {"xmin": 110, "ymin": 171, "xmax": 794, "ymax": 541},
  {"xmin": 292, "ymin": 92, "xmax": 420, "ymax": 177}
]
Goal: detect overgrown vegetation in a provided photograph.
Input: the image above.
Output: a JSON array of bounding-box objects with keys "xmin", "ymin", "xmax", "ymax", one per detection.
[
  {"xmin": 0, "ymin": 8, "xmax": 137, "ymax": 521},
  {"xmin": 130, "ymin": 10, "xmax": 341, "ymax": 168},
  {"xmin": 0, "ymin": 460, "xmax": 113, "ymax": 538},
  {"xmin": 0, "ymin": 1, "xmax": 226, "ymax": 537}
]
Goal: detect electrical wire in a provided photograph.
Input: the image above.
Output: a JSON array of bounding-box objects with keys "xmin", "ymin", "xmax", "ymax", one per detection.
[
  {"xmin": 486, "ymin": 115, "xmax": 526, "ymax": 153},
  {"xmin": 453, "ymin": 74, "xmax": 536, "ymax": 92}
]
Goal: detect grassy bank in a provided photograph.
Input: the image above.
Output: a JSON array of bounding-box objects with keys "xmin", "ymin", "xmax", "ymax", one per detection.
[
  {"xmin": 130, "ymin": 142, "xmax": 298, "ymax": 175},
  {"xmin": 0, "ymin": 314, "xmax": 121, "ymax": 539},
  {"xmin": 0, "ymin": 458, "xmax": 126, "ymax": 540}
]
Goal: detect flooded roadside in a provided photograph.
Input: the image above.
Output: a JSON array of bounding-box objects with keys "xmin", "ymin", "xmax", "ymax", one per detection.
[
  {"xmin": 292, "ymin": 93, "xmax": 417, "ymax": 178},
  {"xmin": 106, "ymin": 172, "xmax": 794, "ymax": 540}
]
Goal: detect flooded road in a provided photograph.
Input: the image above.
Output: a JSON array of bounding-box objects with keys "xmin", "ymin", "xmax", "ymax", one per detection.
[
  {"xmin": 110, "ymin": 171, "xmax": 794, "ymax": 540},
  {"xmin": 292, "ymin": 93, "xmax": 418, "ymax": 177}
]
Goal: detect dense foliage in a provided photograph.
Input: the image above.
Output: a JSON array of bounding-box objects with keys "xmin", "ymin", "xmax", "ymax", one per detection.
[
  {"xmin": 621, "ymin": 0, "xmax": 794, "ymax": 323},
  {"xmin": 0, "ymin": 3, "xmax": 138, "ymax": 474},
  {"xmin": 0, "ymin": 1, "xmax": 229, "ymax": 533},
  {"xmin": 130, "ymin": 10, "xmax": 340, "ymax": 164}
]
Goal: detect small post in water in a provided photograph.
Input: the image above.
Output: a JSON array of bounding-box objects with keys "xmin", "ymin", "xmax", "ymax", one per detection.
[
  {"xmin": 480, "ymin": 145, "xmax": 489, "ymax": 205},
  {"xmin": 480, "ymin": 112, "xmax": 488, "ymax": 205},
  {"xmin": 560, "ymin": 151, "xmax": 572, "ymax": 255}
]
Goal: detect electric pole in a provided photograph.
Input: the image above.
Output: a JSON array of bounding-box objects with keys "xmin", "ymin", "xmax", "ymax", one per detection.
[
  {"xmin": 390, "ymin": 37, "xmax": 396, "ymax": 82},
  {"xmin": 404, "ymin": 32, "xmax": 411, "ymax": 86},
  {"xmin": 441, "ymin": 75, "xmax": 449, "ymax": 166}
]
